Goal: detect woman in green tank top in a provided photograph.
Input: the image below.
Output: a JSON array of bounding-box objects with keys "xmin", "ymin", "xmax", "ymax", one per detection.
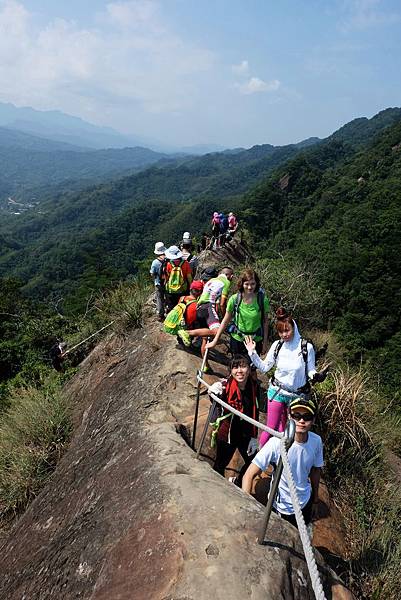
[{"xmin": 206, "ymin": 268, "xmax": 269, "ymax": 356}]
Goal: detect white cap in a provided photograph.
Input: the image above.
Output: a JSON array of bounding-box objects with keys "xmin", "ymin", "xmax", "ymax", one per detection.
[
  {"xmin": 154, "ymin": 242, "xmax": 166, "ymax": 255},
  {"xmin": 183, "ymin": 231, "xmax": 191, "ymax": 240}
]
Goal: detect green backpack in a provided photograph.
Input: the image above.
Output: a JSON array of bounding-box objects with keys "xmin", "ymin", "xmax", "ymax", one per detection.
[
  {"xmin": 163, "ymin": 297, "xmax": 196, "ymax": 335},
  {"xmin": 166, "ymin": 260, "xmax": 186, "ymax": 294}
]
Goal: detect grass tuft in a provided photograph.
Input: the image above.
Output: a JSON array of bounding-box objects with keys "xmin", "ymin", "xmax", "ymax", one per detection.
[{"xmin": 0, "ymin": 381, "xmax": 72, "ymax": 518}]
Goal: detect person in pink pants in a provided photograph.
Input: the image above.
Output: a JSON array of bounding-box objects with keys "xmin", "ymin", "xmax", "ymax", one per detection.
[{"xmin": 244, "ymin": 307, "xmax": 326, "ymax": 447}]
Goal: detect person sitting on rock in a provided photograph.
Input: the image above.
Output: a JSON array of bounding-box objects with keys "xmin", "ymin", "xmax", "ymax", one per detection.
[
  {"xmin": 242, "ymin": 397, "xmax": 323, "ymax": 528},
  {"xmin": 50, "ymin": 340, "xmax": 67, "ymax": 372},
  {"xmin": 208, "ymin": 354, "xmax": 260, "ymax": 487},
  {"xmin": 178, "ymin": 266, "xmax": 234, "ymax": 373}
]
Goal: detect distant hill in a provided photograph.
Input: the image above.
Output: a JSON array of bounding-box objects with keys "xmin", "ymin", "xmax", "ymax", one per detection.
[
  {"xmin": 0, "ymin": 107, "xmax": 399, "ymax": 315},
  {"xmin": 0, "ymin": 127, "xmax": 172, "ymax": 204},
  {"xmin": 0, "ymin": 102, "xmax": 157, "ymax": 150}
]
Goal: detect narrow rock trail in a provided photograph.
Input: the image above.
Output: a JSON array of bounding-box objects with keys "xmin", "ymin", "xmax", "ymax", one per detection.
[{"xmin": 0, "ymin": 243, "xmax": 353, "ymax": 599}]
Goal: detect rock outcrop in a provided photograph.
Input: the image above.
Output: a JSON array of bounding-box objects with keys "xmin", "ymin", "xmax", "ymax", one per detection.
[{"xmin": 0, "ymin": 244, "xmax": 352, "ymax": 599}]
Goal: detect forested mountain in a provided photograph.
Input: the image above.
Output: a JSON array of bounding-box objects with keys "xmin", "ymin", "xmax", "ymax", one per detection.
[
  {"xmin": 0, "ymin": 136, "xmax": 323, "ymax": 306},
  {"xmin": 1, "ymin": 109, "xmax": 400, "ymax": 316},
  {"xmin": 0, "ymin": 130, "xmax": 172, "ymax": 203},
  {"xmin": 240, "ymin": 115, "xmax": 401, "ymax": 393}
]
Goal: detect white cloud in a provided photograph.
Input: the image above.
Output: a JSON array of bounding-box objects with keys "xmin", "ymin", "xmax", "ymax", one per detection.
[
  {"xmin": 231, "ymin": 60, "xmax": 249, "ymax": 75},
  {"xmin": 236, "ymin": 77, "xmax": 280, "ymax": 95},
  {"xmin": 0, "ymin": 0, "xmax": 215, "ymax": 122},
  {"xmin": 340, "ymin": 0, "xmax": 401, "ymax": 31}
]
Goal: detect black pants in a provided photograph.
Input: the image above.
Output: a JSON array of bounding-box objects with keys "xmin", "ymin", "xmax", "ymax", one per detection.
[
  {"xmin": 213, "ymin": 435, "xmax": 256, "ymax": 487},
  {"xmin": 275, "ymin": 496, "xmax": 313, "ymax": 528},
  {"xmin": 229, "ymin": 337, "xmax": 263, "ymax": 357},
  {"xmin": 165, "ymin": 291, "xmax": 188, "ymax": 312}
]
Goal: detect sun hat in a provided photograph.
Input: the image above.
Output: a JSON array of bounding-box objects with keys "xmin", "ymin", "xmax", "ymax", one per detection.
[
  {"xmin": 289, "ymin": 397, "xmax": 317, "ymax": 416},
  {"xmin": 190, "ymin": 280, "xmax": 204, "ymax": 292},
  {"xmin": 165, "ymin": 245, "xmax": 183, "ymax": 260},
  {"xmin": 154, "ymin": 242, "xmax": 166, "ymax": 255}
]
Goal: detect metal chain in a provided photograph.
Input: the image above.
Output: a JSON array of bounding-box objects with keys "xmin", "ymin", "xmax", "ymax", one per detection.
[{"xmin": 280, "ymin": 440, "xmax": 327, "ymax": 600}]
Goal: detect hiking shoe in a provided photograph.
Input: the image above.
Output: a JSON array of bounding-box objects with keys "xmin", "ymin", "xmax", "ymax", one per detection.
[
  {"xmin": 228, "ymin": 476, "xmax": 237, "ymax": 484},
  {"xmin": 201, "ymin": 364, "xmax": 213, "ymax": 374},
  {"xmin": 177, "ymin": 329, "xmax": 191, "ymax": 347}
]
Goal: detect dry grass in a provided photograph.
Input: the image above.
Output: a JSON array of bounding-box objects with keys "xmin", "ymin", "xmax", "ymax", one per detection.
[
  {"xmin": 0, "ymin": 382, "xmax": 72, "ymax": 518},
  {"xmin": 319, "ymin": 366, "xmax": 373, "ymax": 464}
]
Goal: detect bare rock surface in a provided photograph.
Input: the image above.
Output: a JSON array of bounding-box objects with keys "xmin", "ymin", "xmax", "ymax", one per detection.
[{"xmin": 0, "ymin": 247, "xmax": 352, "ymax": 599}]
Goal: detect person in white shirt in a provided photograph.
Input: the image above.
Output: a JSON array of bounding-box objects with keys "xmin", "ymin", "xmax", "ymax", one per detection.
[
  {"xmin": 242, "ymin": 396, "xmax": 323, "ymax": 527},
  {"xmin": 244, "ymin": 307, "xmax": 327, "ymax": 447}
]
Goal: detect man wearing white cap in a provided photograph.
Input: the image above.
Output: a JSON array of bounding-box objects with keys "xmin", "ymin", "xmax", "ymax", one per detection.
[{"xmin": 150, "ymin": 242, "xmax": 166, "ymax": 321}]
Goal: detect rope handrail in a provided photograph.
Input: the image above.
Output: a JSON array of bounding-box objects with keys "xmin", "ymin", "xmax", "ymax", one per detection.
[
  {"xmin": 280, "ymin": 440, "xmax": 327, "ymax": 600},
  {"xmin": 195, "ymin": 373, "xmax": 327, "ymax": 600},
  {"xmin": 197, "ymin": 374, "xmax": 285, "ymax": 439},
  {"xmin": 64, "ymin": 321, "xmax": 115, "ymax": 355}
]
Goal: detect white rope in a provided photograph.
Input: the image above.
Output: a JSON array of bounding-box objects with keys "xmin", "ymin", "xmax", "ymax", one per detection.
[
  {"xmin": 197, "ymin": 374, "xmax": 326, "ymax": 599},
  {"xmin": 280, "ymin": 440, "xmax": 327, "ymax": 600},
  {"xmin": 197, "ymin": 374, "xmax": 285, "ymax": 439},
  {"xmin": 64, "ymin": 321, "xmax": 115, "ymax": 355}
]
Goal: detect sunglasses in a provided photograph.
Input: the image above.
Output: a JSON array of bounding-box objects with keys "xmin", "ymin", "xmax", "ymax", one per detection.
[{"xmin": 290, "ymin": 412, "xmax": 314, "ymax": 422}]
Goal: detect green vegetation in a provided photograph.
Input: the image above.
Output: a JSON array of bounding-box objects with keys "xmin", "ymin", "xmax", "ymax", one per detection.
[
  {"xmin": 0, "ymin": 275, "xmax": 149, "ymax": 525},
  {"xmin": 0, "ymin": 381, "xmax": 72, "ymax": 519},
  {"xmin": 0, "ymin": 107, "xmax": 401, "ymax": 596},
  {"xmin": 317, "ymin": 366, "xmax": 401, "ymax": 600}
]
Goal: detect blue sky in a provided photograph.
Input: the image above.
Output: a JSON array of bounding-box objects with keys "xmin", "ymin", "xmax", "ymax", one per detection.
[{"xmin": 0, "ymin": 0, "xmax": 400, "ymax": 147}]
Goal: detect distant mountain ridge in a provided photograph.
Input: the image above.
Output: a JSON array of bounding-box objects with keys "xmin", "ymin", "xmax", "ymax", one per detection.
[
  {"xmin": 0, "ymin": 102, "xmax": 156, "ymax": 150},
  {"xmin": 0, "ymin": 106, "xmax": 400, "ymax": 312}
]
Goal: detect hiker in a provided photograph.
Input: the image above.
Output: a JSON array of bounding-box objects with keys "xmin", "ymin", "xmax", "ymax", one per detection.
[
  {"xmin": 208, "ymin": 354, "xmax": 260, "ymax": 486},
  {"xmin": 242, "ymin": 396, "xmax": 323, "ymax": 528},
  {"xmin": 50, "ymin": 340, "xmax": 67, "ymax": 372},
  {"xmin": 180, "ymin": 235, "xmax": 199, "ymax": 276},
  {"xmin": 150, "ymin": 241, "xmax": 167, "ymax": 321},
  {"xmin": 219, "ymin": 212, "xmax": 229, "ymax": 246},
  {"xmin": 164, "ymin": 245, "xmax": 193, "ymax": 311},
  {"xmin": 228, "ymin": 212, "xmax": 238, "ymax": 233},
  {"xmin": 205, "ymin": 268, "xmax": 269, "ymax": 357},
  {"xmin": 164, "ymin": 280, "xmax": 203, "ymax": 343},
  {"xmin": 211, "ymin": 212, "xmax": 221, "ymax": 248},
  {"xmin": 178, "ymin": 267, "xmax": 234, "ymax": 372},
  {"xmin": 244, "ymin": 307, "xmax": 328, "ymax": 447}
]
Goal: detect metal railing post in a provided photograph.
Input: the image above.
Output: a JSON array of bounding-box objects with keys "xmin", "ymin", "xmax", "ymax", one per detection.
[
  {"xmin": 257, "ymin": 418, "xmax": 296, "ymax": 544},
  {"xmin": 191, "ymin": 342, "xmax": 210, "ymax": 450},
  {"xmin": 195, "ymin": 400, "xmax": 216, "ymax": 459}
]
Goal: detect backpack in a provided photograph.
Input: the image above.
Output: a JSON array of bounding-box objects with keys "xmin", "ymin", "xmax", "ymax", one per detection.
[
  {"xmin": 228, "ymin": 289, "xmax": 266, "ymax": 338},
  {"xmin": 159, "ymin": 257, "xmax": 168, "ymax": 289},
  {"xmin": 163, "ymin": 297, "xmax": 196, "ymax": 335},
  {"xmin": 219, "ymin": 214, "xmax": 228, "ymax": 233},
  {"xmin": 165, "ymin": 260, "xmax": 186, "ymax": 294}
]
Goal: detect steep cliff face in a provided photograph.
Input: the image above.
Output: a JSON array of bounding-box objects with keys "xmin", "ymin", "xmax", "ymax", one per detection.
[{"xmin": 0, "ymin": 256, "xmax": 351, "ymax": 598}]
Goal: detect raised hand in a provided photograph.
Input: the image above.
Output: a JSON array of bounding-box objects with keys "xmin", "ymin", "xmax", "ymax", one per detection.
[{"xmin": 243, "ymin": 335, "xmax": 256, "ymax": 353}]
